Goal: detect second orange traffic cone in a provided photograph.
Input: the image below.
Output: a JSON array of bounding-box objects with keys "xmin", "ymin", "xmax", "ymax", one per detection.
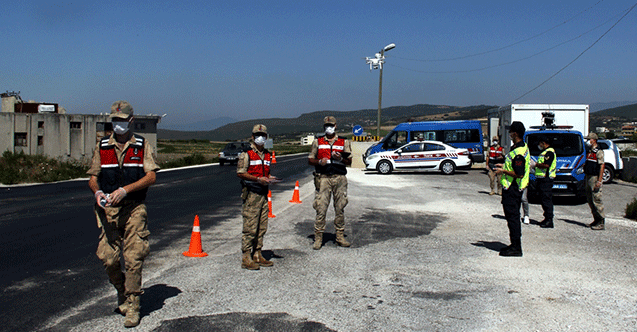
[
  {"xmin": 268, "ymin": 190, "xmax": 276, "ymax": 218},
  {"xmin": 289, "ymin": 180, "xmax": 302, "ymax": 203},
  {"xmin": 183, "ymin": 215, "xmax": 208, "ymax": 257},
  {"xmin": 271, "ymin": 151, "xmax": 277, "ymax": 164}
]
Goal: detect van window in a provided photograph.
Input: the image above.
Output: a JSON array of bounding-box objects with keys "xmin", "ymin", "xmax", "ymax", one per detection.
[
  {"xmin": 597, "ymin": 142, "xmax": 609, "ymax": 150},
  {"xmin": 412, "ymin": 131, "xmax": 436, "ymax": 141},
  {"xmin": 444, "ymin": 129, "xmax": 480, "ymax": 143},
  {"xmin": 384, "ymin": 131, "xmax": 408, "ymax": 150}
]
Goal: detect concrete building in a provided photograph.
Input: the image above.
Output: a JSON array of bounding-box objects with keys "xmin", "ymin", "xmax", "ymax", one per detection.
[
  {"xmin": 1, "ymin": 92, "xmax": 161, "ymax": 163},
  {"xmin": 621, "ymin": 125, "xmax": 636, "ymax": 137}
]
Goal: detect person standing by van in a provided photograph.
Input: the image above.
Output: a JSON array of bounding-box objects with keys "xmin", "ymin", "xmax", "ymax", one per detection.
[
  {"xmin": 584, "ymin": 133, "xmax": 605, "ymax": 230},
  {"xmin": 495, "ymin": 121, "xmax": 530, "ymax": 257},
  {"xmin": 535, "ymin": 135, "xmax": 557, "ymax": 228},
  {"xmin": 487, "ymin": 136, "xmax": 504, "ymax": 195}
]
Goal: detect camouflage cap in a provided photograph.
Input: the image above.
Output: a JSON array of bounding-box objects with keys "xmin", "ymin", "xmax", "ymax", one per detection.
[
  {"xmin": 585, "ymin": 132, "xmax": 598, "ymax": 140},
  {"xmin": 252, "ymin": 124, "xmax": 267, "ymax": 134},
  {"xmin": 324, "ymin": 116, "xmax": 336, "ymax": 125},
  {"xmin": 110, "ymin": 101, "xmax": 133, "ymax": 119}
]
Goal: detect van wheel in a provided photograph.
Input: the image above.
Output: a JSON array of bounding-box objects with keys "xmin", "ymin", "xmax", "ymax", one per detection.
[
  {"xmin": 602, "ymin": 164, "xmax": 614, "ymax": 184},
  {"xmin": 377, "ymin": 160, "xmax": 393, "ymax": 174},
  {"xmin": 440, "ymin": 160, "xmax": 456, "ymax": 175}
]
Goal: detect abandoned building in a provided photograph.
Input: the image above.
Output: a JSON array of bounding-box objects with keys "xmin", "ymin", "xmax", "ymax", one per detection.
[{"xmin": 0, "ymin": 91, "xmax": 162, "ymax": 163}]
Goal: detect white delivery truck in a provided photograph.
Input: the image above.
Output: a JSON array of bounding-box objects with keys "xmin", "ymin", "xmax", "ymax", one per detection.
[
  {"xmin": 487, "ymin": 104, "xmax": 589, "ymax": 148},
  {"xmin": 488, "ymin": 104, "xmax": 590, "ymax": 198}
]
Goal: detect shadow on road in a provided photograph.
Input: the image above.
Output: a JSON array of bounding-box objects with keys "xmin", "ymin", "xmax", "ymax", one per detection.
[
  {"xmin": 141, "ymin": 284, "xmax": 182, "ymax": 317},
  {"xmin": 560, "ymin": 218, "xmax": 590, "ymax": 228},
  {"xmin": 471, "ymin": 241, "xmax": 507, "ymax": 252}
]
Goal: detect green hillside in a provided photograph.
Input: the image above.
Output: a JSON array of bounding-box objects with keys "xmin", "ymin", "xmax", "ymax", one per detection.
[
  {"xmin": 592, "ymin": 103, "xmax": 637, "ymax": 119},
  {"xmin": 158, "ymin": 104, "xmax": 496, "ymax": 141}
]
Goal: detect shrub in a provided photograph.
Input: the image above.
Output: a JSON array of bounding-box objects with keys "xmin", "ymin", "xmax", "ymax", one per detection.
[
  {"xmin": 625, "ymin": 198, "xmax": 637, "ymax": 220},
  {"xmin": 0, "ymin": 151, "xmax": 89, "ymax": 185},
  {"xmin": 160, "ymin": 153, "xmax": 210, "ymax": 169}
]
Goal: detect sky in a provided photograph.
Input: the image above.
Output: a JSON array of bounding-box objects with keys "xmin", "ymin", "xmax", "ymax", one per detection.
[{"xmin": 2, "ymin": 0, "xmax": 636, "ymax": 129}]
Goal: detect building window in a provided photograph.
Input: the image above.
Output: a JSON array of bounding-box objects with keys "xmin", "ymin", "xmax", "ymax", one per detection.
[
  {"xmin": 97, "ymin": 122, "xmax": 112, "ymax": 132},
  {"xmin": 134, "ymin": 123, "xmax": 146, "ymax": 130},
  {"xmin": 38, "ymin": 121, "xmax": 44, "ymax": 129},
  {"xmin": 14, "ymin": 133, "xmax": 28, "ymax": 147},
  {"xmin": 70, "ymin": 122, "xmax": 82, "ymax": 129},
  {"xmin": 38, "ymin": 136, "xmax": 44, "ymax": 146}
]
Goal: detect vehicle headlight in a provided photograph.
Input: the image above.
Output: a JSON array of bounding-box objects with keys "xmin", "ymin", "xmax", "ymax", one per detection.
[
  {"xmin": 367, "ymin": 154, "xmax": 379, "ymax": 160},
  {"xmin": 576, "ymin": 166, "xmax": 584, "ymax": 174}
]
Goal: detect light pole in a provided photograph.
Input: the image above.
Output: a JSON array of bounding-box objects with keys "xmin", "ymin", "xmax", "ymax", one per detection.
[{"xmin": 365, "ymin": 43, "xmax": 395, "ymax": 139}]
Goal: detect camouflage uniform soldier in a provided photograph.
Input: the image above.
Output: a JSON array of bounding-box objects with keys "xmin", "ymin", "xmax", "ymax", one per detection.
[
  {"xmin": 237, "ymin": 124, "xmax": 279, "ymax": 270},
  {"xmin": 87, "ymin": 101, "xmax": 159, "ymax": 328},
  {"xmin": 584, "ymin": 132, "xmax": 606, "ymax": 230},
  {"xmin": 308, "ymin": 116, "xmax": 353, "ymax": 250}
]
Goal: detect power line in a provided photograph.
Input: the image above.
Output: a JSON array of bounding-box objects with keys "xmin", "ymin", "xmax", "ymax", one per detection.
[
  {"xmin": 386, "ymin": 8, "xmax": 625, "ymax": 74},
  {"xmin": 393, "ymin": 0, "xmax": 604, "ymax": 62},
  {"xmin": 509, "ymin": 2, "xmax": 637, "ymax": 104}
]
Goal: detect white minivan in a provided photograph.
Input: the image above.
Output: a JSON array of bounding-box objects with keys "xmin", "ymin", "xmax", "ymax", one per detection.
[{"xmin": 597, "ymin": 139, "xmax": 623, "ymax": 183}]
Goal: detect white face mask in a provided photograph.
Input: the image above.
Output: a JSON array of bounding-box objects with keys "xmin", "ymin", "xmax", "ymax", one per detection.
[
  {"xmin": 325, "ymin": 126, "xmax": 335, "ymax": 135},
  {"xmin": 492, "ymin": 141, "xmax": 498, "ymax": 146},
  {"xmin": 254, "ymin": 136, "xmax": 266, "ymax": 146},
  {"xmin": 113, "ymin": 121, "xmax": 130, "ymax": 135},
  {"xmin": 537, "ymin": 145, "xmax": 543, "ymax": 150},
  {"xmin": 585, "ymin": 140, "xmax": 592, "ymax": 148}
]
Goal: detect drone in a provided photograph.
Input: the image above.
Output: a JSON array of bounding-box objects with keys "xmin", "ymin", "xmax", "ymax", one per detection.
[{"xmin": 364, "ymin": 43, "xmax": 395, "ymax": 71}]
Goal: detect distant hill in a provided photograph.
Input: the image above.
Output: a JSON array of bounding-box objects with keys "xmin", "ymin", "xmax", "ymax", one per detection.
[
  {"xmin": 157, "ymin": 104, "xmax": 497, "ymax": 141},
  {"xmin": 592, "ymin": 103, "xmax": 637, "ymax": 119},
  {"xmin": 162, "ymin": 116, "xmax": 237, "ymax": 131},
  {"xmin": 590, "ymin": 101, "xmax": 637, "ymax": 113}
]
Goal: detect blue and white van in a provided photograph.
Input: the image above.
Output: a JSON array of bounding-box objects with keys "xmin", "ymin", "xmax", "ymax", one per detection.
[{"xmin": 363, "ymin": 120, "xmax": 485, "ymax": 163}]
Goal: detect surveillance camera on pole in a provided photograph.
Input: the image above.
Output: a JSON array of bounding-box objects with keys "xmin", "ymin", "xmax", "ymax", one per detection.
[{"xmin": 362, "ymin": 43, "xmax": 395, "ymax": 138}]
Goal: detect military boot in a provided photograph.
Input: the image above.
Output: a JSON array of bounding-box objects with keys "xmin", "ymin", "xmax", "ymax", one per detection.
[
  {"xmin": 114, "ymin": 283, "xmax": 128, "ymax": 315},
  {"xmin": 312, "ymin": 232, "xmax": 323, "ymax": 250},
  {"xmin": 591, "ymin": 219, "xmax": 605, "ymax": 230},
  {"xmin": 335, "ymin": 231, "xmax": 351, "ymax": 247},
  {"xmin": 253, "ymin": 250, "xmax": 273, "ymax": 267},
  {"xmin": 123, "ymin": 294, "xmax": 140, "ymax": 328},
  {"xmin": 241, "ymin": 252, "xmax": 260, "ymax": 270}
]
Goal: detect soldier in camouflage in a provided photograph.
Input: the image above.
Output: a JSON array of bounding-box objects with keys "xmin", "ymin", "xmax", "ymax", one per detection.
[
  {"xmin": 308, "ymin": 116, "xmax": 353, "ymax": 250},
  {"xmin": 237, "ymin": 124, "xmax": 279, "ymax": 269},
  {"xmin": 87, "ymin": 101, "xmax": 159, "ymax": 328}
]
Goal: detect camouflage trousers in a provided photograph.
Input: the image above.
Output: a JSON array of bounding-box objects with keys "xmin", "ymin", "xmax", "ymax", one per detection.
[
  {"xmin": 586, "ymin": 175, "xmax": 605, "ymax": 222},
  {"xmin": 95, "ymin": 201, "xmax": 150, "ymax": 295},
  {"xmin": 313, "ymin": 174, "xmax": 348, "ymax": 233},
  {"xmin": 241, "ymin": 191, "xmax": 269, "ymax": 253},
  {"xmin": 487, "ymin": 167, "xmax": 502, "ymax": 194}
]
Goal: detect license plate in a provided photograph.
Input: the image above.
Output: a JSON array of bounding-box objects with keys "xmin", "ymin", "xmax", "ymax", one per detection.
[{"xmin": 553, "ymin": 184, "xmax": 567, "ymax": 189}]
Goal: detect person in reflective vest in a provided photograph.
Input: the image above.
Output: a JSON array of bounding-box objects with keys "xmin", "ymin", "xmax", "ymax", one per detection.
[
  {"xmin": 487, "ymin": 136, "xmax": 504, "ymax": 195},
  {"xmin": 237, "ymin": 124, "xmax": 279, "ymax": 270},
  {"xmin": 87, "ymin": 101, "xmax": 159, "ymax": 328},
  {"xmin": 495, "ymin": 121, "xmax": 529, "ymax": 257},
  {"xmin": 583, "ymin": 132, "xmax": 605, "ymax": 230},
  {"xmin": 308, "ymin": 116, "xmax": 353, "ymax": 250},
  {"xmin": 534, "ymin": 135, "xmax": 557, "ymax": 228}
]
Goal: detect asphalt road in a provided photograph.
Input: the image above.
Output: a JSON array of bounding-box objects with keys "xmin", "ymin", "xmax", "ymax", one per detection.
[
  {"xmin": 0, "ymin": 153, "xmax": 312, "ymax": 332},
  {"xmin": 2, "ymin": 153, "xmax": 636, "ymax": 331}
]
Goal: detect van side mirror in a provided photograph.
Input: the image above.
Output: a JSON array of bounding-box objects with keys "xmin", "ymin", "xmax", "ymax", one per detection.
[{"xmin": 396, "ymin": 149, "xmax": 402, "ymax": 155}]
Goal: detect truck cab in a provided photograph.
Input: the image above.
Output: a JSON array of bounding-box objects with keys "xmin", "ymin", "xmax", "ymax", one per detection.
[{"xmin": 525, "ymin": 129, "xmax": 586, "ymax": 198}]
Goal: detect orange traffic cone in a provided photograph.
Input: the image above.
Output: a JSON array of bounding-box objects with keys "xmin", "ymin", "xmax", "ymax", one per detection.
[
  {"xmin": 268, "ymin": 190, "xmax": 276, "ymax": 218},
  {"xmin": 289, "ymin": 180, "xmax": 302, "ymax": 203},
  {"xmin": 271, "ymin": 151, "xmax": 277, "ymax": 164},
  {"xmin": 183, "ymin": 215, "xmax": 208, "ymax": 257}
]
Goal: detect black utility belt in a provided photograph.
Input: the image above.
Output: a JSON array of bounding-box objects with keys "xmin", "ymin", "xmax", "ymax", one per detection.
[{"xmin": 241, "ymin": 180, "xmax": 269, "ymax": 195}]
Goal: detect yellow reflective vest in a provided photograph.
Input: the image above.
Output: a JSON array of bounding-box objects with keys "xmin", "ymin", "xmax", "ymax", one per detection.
[
  {"xmin": 535, "ymin": 147, "xmax": 557, "ymax": 179},
  {"xmin": 501, "ymin": 142, "xmax": 530, "ymax": 190}
]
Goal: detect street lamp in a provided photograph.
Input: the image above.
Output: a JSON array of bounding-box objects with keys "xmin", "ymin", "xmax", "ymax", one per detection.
[{"xmin": 365, "ymin": 43, "xmax": 395, "ymax": 138}]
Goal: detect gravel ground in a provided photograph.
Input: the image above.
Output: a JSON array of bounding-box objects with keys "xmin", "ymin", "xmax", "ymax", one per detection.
[{"xmin": 44, "ymin": 145, "xmax": 637, "ymax": 332}]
